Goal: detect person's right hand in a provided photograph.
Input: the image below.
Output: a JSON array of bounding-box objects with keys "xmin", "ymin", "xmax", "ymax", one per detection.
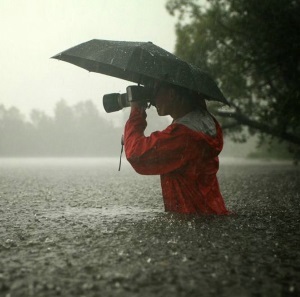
[{"xmin": 130, "ymin": 101, "xmax": 147, "ymax": 109}]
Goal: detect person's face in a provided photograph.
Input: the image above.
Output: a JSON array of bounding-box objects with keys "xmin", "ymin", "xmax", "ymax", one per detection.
[{"xmin": 154, "ymin": 86, "xmax": 175, "ymax": 116}]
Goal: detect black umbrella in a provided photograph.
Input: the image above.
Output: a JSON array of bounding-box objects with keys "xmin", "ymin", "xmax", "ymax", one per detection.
[{"xmin": 52, "ymin": 39, "xmax": 228, "ymax": 104}]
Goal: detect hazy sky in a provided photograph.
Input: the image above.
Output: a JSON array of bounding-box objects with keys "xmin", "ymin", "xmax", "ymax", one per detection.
[{"xmin": 0, "ymin": 0, "xmax": 179, "ymax": 121}]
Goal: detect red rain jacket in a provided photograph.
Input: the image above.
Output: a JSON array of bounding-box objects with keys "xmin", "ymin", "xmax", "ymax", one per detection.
[{"xmin": 124, "ymin": 107, "xmax": 229, "ymax": 215}]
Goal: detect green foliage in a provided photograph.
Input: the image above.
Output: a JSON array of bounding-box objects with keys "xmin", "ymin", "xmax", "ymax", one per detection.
[{"xmin": 166, "ymin": 0, "xmax": 300, "ymax": 157}]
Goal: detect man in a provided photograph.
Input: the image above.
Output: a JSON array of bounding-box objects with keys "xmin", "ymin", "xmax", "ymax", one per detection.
[{"xmin": 124, "ymin": 83, "xmax": 229, "ymax": 215}]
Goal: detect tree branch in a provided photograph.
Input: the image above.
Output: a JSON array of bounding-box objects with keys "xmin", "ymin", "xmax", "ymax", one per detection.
[
  {"xmin": 217, "ymin": 110, "xmax": 300, "ymax": 145},
  {"xmin": 221, "ymin": 122, "xmax": 240, "ymax": 129}
]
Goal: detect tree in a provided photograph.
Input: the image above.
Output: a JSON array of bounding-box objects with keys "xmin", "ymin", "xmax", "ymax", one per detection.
[
  {"xmin": 166, "ymin": 0, "xmax": 300, "ymax": 158},
  {"xmin": 0, "ymin": 105, "xmax": 32, "ymax": 155},
  {"xmin": 51, "ymin": 100, "xmax": 123, "ymax": 156},
  {"xmin": 30, "ymin": 109, "xmax": 55, "ymax": 155},
  {"xmin": 72, "ymin": 100, "xmax": 123, "ymax": 156},
  {"xmin": 0, "ymin": 101, "xmax": 127, "ymax": 157}
]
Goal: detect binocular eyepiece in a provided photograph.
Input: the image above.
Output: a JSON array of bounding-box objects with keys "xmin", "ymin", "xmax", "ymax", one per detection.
[{"xmin": 103, "ymin": 85, "xmax": 155, "ymax": 113}]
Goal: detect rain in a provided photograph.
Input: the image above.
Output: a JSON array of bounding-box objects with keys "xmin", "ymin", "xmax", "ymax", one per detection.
[{"xmin": 0, "ymin": 0, "xmax": 299, "ymax": 297}]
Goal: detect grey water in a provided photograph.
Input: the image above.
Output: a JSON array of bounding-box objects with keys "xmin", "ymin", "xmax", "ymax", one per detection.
[{"xmin": 0, "ymin": 157, "xmax": 299, "ymax": 296}]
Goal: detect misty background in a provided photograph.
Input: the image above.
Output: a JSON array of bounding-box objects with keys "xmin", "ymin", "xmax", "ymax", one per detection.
[
  {"xmin": 0, "ymin": 99, "xmax": 258, "ymax": 158},
  {"xmin": 0, "ymin": 0, "xmax": 289, "ymax": 159},
  {"xmin": 0, "ymin": 0, "xmax": 177, "ymax": 117}
]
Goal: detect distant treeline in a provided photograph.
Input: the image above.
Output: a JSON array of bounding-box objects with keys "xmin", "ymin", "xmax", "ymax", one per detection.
[
  {"xmin": 0, "ymin": 100, "xmax": 170, "ymax": 157},
  {"xmin": 0, "ymin": 100, "xmax": 292, "ymax": 159},
  {"xmin": 0, "ymin": 100, "xmax": 126, "ymax": 157}
]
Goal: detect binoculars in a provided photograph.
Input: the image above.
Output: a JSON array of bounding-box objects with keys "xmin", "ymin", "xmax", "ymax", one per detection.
[{"xmin": 103, "ymin": 86, "xmax": 155, "ymax": 113}]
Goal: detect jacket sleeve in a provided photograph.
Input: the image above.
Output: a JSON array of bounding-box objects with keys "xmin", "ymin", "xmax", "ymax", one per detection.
[{"xmin": 124, "ymin": 107, "xmax": 198, "ymax": 175}]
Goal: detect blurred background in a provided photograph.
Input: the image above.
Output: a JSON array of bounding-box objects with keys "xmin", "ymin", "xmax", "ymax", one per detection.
[{"xmin": 0, "ymin": 0, "xmax": 298, "ymax": 160}]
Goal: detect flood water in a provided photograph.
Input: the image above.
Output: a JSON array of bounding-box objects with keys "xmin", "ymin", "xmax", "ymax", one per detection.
[{"xmin": 0, "ymin": 157, "xmax": 299, "ymax": 296}]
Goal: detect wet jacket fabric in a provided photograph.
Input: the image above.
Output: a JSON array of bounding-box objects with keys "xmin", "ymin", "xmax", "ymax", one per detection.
[{"xmin": 124, "ymin": 107, "xmax": 229, "ymax": 215}]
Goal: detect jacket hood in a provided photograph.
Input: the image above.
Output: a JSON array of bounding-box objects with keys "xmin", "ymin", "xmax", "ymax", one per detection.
[{"xmin": 173, "ymin": 110, "xmax": 223, "ymax": 156}]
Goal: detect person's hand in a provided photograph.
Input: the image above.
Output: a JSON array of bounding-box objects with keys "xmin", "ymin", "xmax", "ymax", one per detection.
[{"xmin": 130, "ymin": 100, "xmax": 147, "ymax": 109}]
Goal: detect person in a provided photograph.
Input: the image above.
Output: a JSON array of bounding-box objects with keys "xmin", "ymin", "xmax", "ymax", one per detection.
[{"xmin": 124, "ymin": 82, "xmax": 229, "ymax": 215}]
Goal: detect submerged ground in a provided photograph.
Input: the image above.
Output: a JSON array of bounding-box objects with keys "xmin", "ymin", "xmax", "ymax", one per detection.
[{"xmin": 0, "ymin": 158, "xmax": 299, "ymax": 297}]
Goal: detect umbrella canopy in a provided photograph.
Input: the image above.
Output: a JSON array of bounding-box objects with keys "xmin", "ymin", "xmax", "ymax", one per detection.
[{"xmin": 52, "ymin": 39, "xmax": 228, "ymax": 104}]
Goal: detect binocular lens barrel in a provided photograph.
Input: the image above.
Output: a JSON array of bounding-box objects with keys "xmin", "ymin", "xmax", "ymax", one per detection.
[
  {"xmin": 103, "ymin": 93, "xmax": 129, "ymax": 113},
  {"xmin": 103, "ymin": 86, "xmax": 155, "ymax": 113}
]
